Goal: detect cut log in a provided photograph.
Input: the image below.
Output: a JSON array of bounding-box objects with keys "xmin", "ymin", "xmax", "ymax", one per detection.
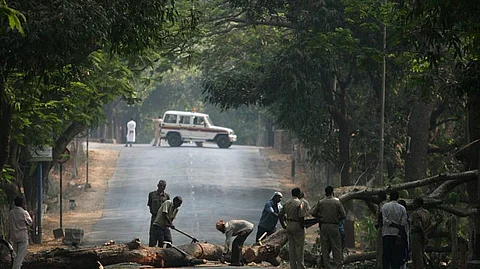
[
  {"xmin": 23, "ymin": 233, "xmax": 288, "ymax": 269},
  {"xmin": 244, "ymin": 229, "xmax": 288, "ymax": 265},
  {"xmin": 22, "ymin": 240, "xmax": 222, "ymax": 269}
]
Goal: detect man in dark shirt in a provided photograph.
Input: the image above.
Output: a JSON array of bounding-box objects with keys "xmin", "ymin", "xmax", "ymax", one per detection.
[
  {"xmin": 147, "ymin": 180, "xmax": 170, "ymax": 247},
  {"xmin": 411, "ymin": 198, "xmax": 433, "ymax": 269},
  {"xmin": 256, "ymin": 191, "xmax": 283, "ymax": 242}
]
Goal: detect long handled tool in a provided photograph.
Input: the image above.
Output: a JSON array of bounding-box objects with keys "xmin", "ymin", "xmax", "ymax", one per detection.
[{"xmin": 172, "ymin": 227, "xmax": 200, "ymax": 243}]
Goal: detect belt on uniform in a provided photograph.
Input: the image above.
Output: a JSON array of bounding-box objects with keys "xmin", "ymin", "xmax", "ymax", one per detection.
[
  {"xmin": 321, "ymin": 222, "xmax": 339, "ymax": 225},
  {"xmin": 287, "ymin": 219, "xmax": 299, "ymax": 222}
]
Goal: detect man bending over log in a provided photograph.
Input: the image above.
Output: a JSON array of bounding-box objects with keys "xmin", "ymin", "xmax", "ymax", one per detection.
[{"xmin": 216, "ymin": 219, "xmax": 254, "ymax": 266}]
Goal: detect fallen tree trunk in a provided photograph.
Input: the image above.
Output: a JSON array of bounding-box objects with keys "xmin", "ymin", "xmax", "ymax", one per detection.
[
  {"xmin": 244, "ymin": 229, "xmax": 288, "ymax": 265},
  {"xmin": 337, "ymin": 170, "xmax": 479, "ymax": 217},
  {"xmin": 252, "ymin": 229, "xmax": 377, "ymax": 266},
  {"xmin": 279, "ymin": 248, "xmax": 376, "ymax": 265},
  {"xmin": 338, "ymin": 170, "xmax": 478, "ymax": 203},
  {"xmin": 23, "ymin": 240, "xmax": 223, "ymax": 269}
]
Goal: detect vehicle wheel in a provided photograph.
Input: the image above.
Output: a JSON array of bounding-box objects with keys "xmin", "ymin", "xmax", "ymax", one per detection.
[
  {"xmin": 216, "ymin": 135, "xmax": 232, "ymax": 148},
  {"xmin": 195, "ymin": 142, "xmax": 204, "ymax": 147},
  {"xmin": 167, "ymin": 133, "xmax": 182, "ymax": 147},
  {"xmin": 0, "ymin": 239, "xmax": 14, "ymax": 269}
]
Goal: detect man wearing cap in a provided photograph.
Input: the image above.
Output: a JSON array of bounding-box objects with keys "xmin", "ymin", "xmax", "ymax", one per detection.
[
  {"xmin": 216, "ymin": 219, "xmax": 254, "ymax": 266},
  {"xmin": 256, "ymin": 191, "xmax": 283, "ymax": 242},
  {"xmin": 147, "ymin": 180, "xmax": 170, "ymax": 247},
  {"xmin": 279, "ymin": 187, "xmax": 307, "ymax": 269},
  {"xmin": 152, "ymin": 196, "xmax": 183, "ymax": 248},
  {"xmin": 311, "ymin": 186, "xmax": 346, "ymax": 269}
]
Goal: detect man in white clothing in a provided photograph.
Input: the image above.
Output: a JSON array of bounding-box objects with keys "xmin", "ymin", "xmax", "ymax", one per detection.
[
  {"xmin": 216, "ymin": 219, "xmax": 254, "ymax": 266},
  {"xmin": 381, "ymin": 190, "xmax": 408, "ymax": 269},
  {"xmin": 125, "ymin": 118, "xmax": 136, "ymax": 147},
  {"xmin": 9, "ymin": 196, "xmax": 32, "ymax": 269}
]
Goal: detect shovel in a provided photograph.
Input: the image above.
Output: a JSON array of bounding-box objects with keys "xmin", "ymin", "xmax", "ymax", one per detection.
[{"xmin": 172, "ymin": 227, "xmax": 200, "ymax": 243}]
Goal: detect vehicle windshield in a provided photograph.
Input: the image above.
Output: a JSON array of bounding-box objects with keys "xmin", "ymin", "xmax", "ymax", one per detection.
[{"xmin": 205, "ymin": 116, "xmax": 213, "ymax": 126}]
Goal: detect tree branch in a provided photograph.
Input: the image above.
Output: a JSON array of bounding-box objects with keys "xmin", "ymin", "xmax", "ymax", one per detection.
[
  {"xmin": 337, "ymin": 170, "xmax": 478, "ymax": 204},
  {"xmin": 433, "ymin": 204, "xmax": 477, "ymax": 217},
  {"xmin": 226, "ymin": 17, "xmax": 294, "ymax": 29}
]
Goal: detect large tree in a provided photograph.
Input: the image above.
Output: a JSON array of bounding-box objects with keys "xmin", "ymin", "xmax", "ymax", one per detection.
[
  {"xmin": 0, "ymin": 0, "xmax": 197, "ymax": 170},
  {"xmin": 394, "ymin": 0, "xmax": 480, "ymax": 258}
]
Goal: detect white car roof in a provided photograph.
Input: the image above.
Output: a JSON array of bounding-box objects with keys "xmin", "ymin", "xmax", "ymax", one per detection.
[{"xmin": 164, "ymin": 110, "xmax": 209, "ymax": 117}]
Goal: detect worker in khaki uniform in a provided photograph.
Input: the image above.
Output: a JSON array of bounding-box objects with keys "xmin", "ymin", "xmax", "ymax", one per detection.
[
  {"xmin": 310, "ymin": 186, "xmax": 346, "ymax": 269},
  {"xmin": 152, "ymin": 116, "xmax": 163, "ymax": 146},
  {"xmin": 279, "ymin": 187, "xmax": 307, "ymax": 269},
  {"xmin": 410, "ymin": 198, "xmax": 433, "ymax": 269}
]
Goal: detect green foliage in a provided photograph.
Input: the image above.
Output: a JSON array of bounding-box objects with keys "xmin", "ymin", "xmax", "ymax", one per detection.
[
  {"xmin": 355, "ymin": 213, "xmax": 377, "ymax": 250},
  {"xmin": 0, "ymin": 0, "xmax": 201, "ymax": 181},
  {"xmin": 0, "ymin": 0, "xmax": 25, "ymax": 35},
  {"xmin": 200, "ymin": 0, "xmax": 389, "ymax": 167}
]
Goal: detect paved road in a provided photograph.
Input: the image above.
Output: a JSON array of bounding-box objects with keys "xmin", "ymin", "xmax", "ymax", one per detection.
[{"xmin": 85, "ymin": 142, "xmax": 282, "ymax": 247}]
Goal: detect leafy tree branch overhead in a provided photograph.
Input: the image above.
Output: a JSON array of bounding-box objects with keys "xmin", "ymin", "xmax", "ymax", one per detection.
[{"xmin": 0, "ymin": 0, "xmax": 199, "ymax": 199}]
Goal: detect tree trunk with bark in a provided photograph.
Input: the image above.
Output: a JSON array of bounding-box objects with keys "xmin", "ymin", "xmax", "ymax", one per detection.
[
  {"xmin": 0, "ymin": 83, "xmax": 12, "ymax": 175},
  {"xmin": 244, "ymin": 229, "xmax": 287, "ymax": 265},
  {"xmin": 327, "ymin": 75, "xmax": 355, "ymax": 248},
  {"xmin": 22, "ymin": 231, "xmax": 380, "ymax": 268},
  {"xmin": 23, "ymin": 240, "xmax": 222, "ymax": 269},
  {"xmin": 467, "ymin": 89, "xmax": 480, "ymax": 259},
  {"xmin": 404, "ymin": 100, "xmax": 434, "ymax": 181}
]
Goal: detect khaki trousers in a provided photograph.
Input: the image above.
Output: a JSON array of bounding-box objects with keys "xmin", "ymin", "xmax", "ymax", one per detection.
[
  {"xmin": 286, "ymin": 222, "xmax": 305, "ymax": 269},
  {"xmin": 320, "ymin": 223, "xmax": 343, "ymax": 269},
  {"xmin": 411, "ymin": 234, "xmax": 426, "ymax": 269},
  {"xmin": 153, "ymin": 129, "xmax": 161, "ymax": 146}
]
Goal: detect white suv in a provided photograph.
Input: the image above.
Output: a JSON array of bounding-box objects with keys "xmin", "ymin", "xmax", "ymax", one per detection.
[{"xmin": 160, "ymin": 110, "xmax": 237, "ymax": 148}]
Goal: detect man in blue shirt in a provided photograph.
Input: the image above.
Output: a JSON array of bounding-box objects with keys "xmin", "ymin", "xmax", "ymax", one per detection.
[{"xmin": 255, "ymin": 191, "xmax": 283, "ymax": 242}]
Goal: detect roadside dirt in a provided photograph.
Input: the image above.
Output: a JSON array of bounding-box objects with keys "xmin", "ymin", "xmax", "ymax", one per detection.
[{"xmin": 30, "ymin": 149, "xmax": 119, "ymax": 251}]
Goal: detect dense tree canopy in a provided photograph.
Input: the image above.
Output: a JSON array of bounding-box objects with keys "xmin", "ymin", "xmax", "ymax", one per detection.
[
  {"xmin": 0, "ymin": 0, "xmax": 198, "ymax": 206},
  {"xmin": 1, "ymin": 0, "xmax": 479, "ymax": 260}
]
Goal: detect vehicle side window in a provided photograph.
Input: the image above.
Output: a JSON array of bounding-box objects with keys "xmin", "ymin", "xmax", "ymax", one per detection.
[
  {"xmin": 164, "ymin": 114, "xmax": 177, "ymax": 123},
  {"xmin": 179, "ymin": 116, "xmax": 191, "ymax": 124},
  {"xmin": 193, "ymin": 116, "xmax": 205, "ymax": 126}
]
